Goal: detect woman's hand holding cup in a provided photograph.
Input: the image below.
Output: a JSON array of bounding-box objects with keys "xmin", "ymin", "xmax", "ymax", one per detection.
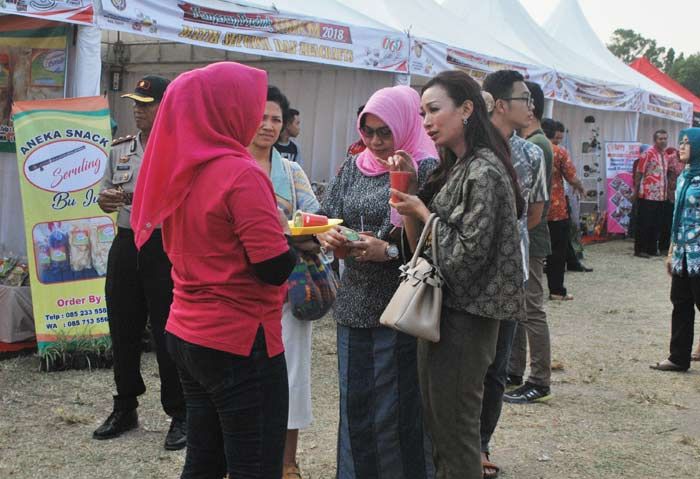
[{"xmin": 388, "ymin": 150, "xmax": 418, "ymax": 196}]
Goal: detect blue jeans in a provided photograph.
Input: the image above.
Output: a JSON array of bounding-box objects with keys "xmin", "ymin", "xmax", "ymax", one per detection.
[
  {"xmin": 166, "ymin": 328, "xmax": 288, "ymax": 479},
  {"xmin": 480, "ymin": 320, "xmax": 517, "ymax": 453}
]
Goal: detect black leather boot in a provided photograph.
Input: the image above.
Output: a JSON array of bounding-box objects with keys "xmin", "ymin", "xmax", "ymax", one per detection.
[
  {"xmin": 164, "ymin": 417, "xmax": 187, "ymax": 451},
  {"xmin": 93, "ymin": 409, "xmax": 138, "ymax": 440}
]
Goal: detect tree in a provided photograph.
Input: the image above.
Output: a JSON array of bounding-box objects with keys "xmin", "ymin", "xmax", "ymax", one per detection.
[
  {"xmin": 608, "ymin": 28, "xmax": 700, "ymax": 97},
  {"xmin": 670, "ymin": 54, "xmax": 700, "ymax": 97},
  {"xmin": 607, "ymin": 28, "xmax": 670, "ymax": 70}
]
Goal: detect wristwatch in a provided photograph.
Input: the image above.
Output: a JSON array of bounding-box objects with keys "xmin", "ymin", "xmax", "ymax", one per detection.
[{"xmin": 385, "ymin": 243, "xmax": 400, "ymax": 260}]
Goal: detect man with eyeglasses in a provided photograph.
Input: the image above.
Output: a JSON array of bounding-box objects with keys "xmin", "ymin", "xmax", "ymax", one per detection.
[
  {"xmin": 479, "ymin": 70, "xmax": 548, "ymax": 478},
  {"xmin": 505, "ymin": 81, "xmax": 556, "ymax": 406}
]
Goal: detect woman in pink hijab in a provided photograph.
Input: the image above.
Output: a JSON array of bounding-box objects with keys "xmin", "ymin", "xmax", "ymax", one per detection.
[
  {"xmin": 316, "ymin": 86, "xmax": 438, "ymax": 478},
  {"xmin": 131, "ymin": 62, "xmax": 296, "ymax": 478}
]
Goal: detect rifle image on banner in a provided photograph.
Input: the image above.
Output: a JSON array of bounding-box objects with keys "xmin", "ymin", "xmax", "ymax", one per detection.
[{"xmin": 28, "ymin": 145, "xmax": 86, "ymax": 172}]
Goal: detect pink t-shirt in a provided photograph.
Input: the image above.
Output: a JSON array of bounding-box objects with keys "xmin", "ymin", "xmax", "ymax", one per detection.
[{"xmin": 163, "ymin": 156, "xmax": 290, "ymax": 357}]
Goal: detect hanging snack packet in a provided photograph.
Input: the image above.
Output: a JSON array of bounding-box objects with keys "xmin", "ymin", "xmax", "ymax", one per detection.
[
  {"xmin": 90, "ymin": 221, "xmax": 115, "ymax": 276},
  {"xmin": 69, "ymin": 223, "xmax": 92, "ymax": 271}
]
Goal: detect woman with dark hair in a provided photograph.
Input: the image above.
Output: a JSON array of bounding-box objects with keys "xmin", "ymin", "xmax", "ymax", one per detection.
[
  {"xmin": 317, "ymin": 86, "xmax": 438, "ymax": 479},
  {"xmin": 248, "ymin": 86, "xmax": 321, "ymax": 479},
  {"xmin": 391, "ymin": 70, "xmax": 525, "ymax": 478}
]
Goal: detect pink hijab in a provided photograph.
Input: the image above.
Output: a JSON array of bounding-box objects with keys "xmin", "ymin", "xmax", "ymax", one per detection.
[
  {"xmin": 131, "ymin": 62, "xmax": 267, "ymax": 248},
  {"xmin": 355, "ymin": 85, "xmax": 437, "ymax": 176}
]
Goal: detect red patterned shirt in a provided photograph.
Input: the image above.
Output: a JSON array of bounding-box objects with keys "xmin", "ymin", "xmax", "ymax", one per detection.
[
  {"xmin": 547, "ymin": 145, "xmax": 578, "ymax": 222},
  {"xmin": 637, "ymin": 146, "xmax": 668, "ymax": 202}
]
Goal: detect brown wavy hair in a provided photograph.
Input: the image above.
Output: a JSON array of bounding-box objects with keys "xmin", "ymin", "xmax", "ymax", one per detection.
[{"xmin": 419, "ymin": 70, "xmax": 524, "ymax": 219}]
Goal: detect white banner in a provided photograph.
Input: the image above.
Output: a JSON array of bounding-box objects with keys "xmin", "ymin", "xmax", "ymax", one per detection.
[
  {"xmin": 409, "ymin": 37, "xmax": 549, "ymax": 85},
  {"xmin": 642, "ymin": 92, "xmax": 693, "ymax": 125},
  {"xmin": 96, "ymin": 0, "xmax": 409, "ymax": 73},
  {"xmin": 0, "ymin": 0, "xmax": 94, "ymax": 25}
]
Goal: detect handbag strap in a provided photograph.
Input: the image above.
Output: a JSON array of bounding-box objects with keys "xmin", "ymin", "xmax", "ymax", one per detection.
[{"xmin": 409, "ymin": 213, "xmax": 438, "ymax": 268}]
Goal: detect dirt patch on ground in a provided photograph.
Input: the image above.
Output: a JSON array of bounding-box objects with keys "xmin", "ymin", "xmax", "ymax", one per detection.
[{"xmin": 1, "ymin": 240, "xmax": 699, "ymax": 478}]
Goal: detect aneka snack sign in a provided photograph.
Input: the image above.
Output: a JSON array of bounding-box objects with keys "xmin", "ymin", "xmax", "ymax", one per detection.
[
  {"xmin": 605, "ymin": 142, "xmax": 640, "ymax": 234},
  {"xmin": 11, "ymin": 96, "xmax": 113, "ymax": 354},
  {"xmin": 97, "ymin": 0, "xmax": 408, "ymax": 73}
]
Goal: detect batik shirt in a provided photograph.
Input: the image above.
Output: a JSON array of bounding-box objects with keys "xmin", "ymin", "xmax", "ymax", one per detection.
[
  {"xmin": 548, "ymin": 144, "xmax": 579, "ymax": 222},
  {"xmin": 671, "ymin": 171, "xmax": 700, "ymax": 276},
  {"xmin": 424, "ymin": 148, "xmax": 525, "ymax": 321},
  {"xmin": 637, "ymin": 146, "xmax": 668, "ymax": 202},
  {"xmin": 510, "ymin": 134, "xmax": 548, "ymax": 279}
]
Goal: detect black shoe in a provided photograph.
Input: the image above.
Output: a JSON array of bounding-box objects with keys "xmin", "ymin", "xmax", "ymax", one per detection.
[
  {"xmin": 503, "ymin": 382, "xmax": 552, "ymax": 404},
  {"xmin": 164, "ymin": 417, "xmax": 187, "ymax": 451},
  {"xmin": 93, "ymin": 409, "xmax": 138, "ymax": 440},
  {"xmin": 567, "ymin": 263, "xmax": 593, "ymax": 272},
  {"xmin": 634, "ymin": 252, "xmax": 650, "ymax": 259},
  {"xmin": 506, "ymin": 374, "xmax": 523, "ymax": 388}
]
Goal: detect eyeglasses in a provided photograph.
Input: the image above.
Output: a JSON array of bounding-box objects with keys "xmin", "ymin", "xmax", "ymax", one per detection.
[
  {"xmin": 360, "ymin": 125, "xmax": 392, "ymax": 140},
  {"xmin": 502, "ymin": 95, "xmax": 534, "ymax": 108}
]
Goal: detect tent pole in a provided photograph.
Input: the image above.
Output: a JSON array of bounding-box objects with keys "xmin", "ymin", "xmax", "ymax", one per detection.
[
  {"xmin": 632, "ymin": 112, "xmax": 640, "ymax": 141},
  {"xmin": 544, "ymin": 99, "xmax": 554, "ymax": 119}
]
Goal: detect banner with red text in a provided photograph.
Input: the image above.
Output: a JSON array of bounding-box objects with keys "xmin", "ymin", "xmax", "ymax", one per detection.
[
  {"xmin": 11, "ymin": 96, "xmax": 113, "ymax": 356},
  {"xmin": 96, "ymin": 0, "xmax": 408, "ymax": 73},
  {"xmin": 605, "ymin": 142, "xmax": 640, "ymax": 234}
]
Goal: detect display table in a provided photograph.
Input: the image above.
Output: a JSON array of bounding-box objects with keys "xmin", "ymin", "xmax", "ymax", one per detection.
[{"xmin": 0, "ymin": 285, "xmax": 34, "ymax": 343}]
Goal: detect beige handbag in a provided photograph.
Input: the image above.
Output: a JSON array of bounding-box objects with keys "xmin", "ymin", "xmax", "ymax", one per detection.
[{"xmin": 380, "ymin": 213, "xmax": 443, "ymax": 342}]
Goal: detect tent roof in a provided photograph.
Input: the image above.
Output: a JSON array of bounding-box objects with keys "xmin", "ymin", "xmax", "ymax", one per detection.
[
  {"xmin": 263, "ymin": 0, "xmax": 401, "ymax": 33},
  {"xmin": 339, "ymin": 0, "xmax": 540, "ymax": 66},
  {"xmin": 440, "ymin": 0, "xmax": 622, "ymax": 84},
  {"xmin": 544, "ymin": 0, "xmax": 687, "ymax": 102},
  {"xmin": 629, "ymin": 57, "xmax": 700, "ymax": 113}
]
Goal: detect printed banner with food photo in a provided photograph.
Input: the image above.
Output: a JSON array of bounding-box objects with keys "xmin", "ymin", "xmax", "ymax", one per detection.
[
  {"xmin": 0, "ymin": 16, "xmax": 68, "ymax": 151},
  {"xmin": 11, "ymin": 96, "xmax": 113, "ymax": 358},
  {"xmin": 605, "ymin": 142, "xmax": 640, "ymax": 234}
]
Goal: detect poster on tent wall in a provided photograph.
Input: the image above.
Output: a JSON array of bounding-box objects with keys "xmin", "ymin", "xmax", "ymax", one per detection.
[
  {"xmin": 11, "ymin": 96, "xmax": 113, "ymax": 357},
  {"xmin": 97, "ymin": 0, "xmax": 409, "ymax": 73},
  {"xmin": 605, "ymin": 141, "xmax": 640, "ymax": 234},
  {"xmin": 0, "ymin": 1, "xmax": 94, "ymax": 25},
  {"xmin": 0, "ymin": 16, "xmax": 68, "ymax": 152},
  {"xmin": 409, "ymin": 37, "xmax": 548, "ymax": 83}
]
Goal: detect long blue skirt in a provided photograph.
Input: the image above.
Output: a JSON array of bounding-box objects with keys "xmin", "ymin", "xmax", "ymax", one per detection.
[{"xmin": 336, "ymin": 324, "xmax": 434, "ymax": 479}]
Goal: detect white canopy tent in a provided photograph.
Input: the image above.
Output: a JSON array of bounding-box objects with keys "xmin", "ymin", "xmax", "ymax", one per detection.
[{"xmin": 544, "ymin": 0, "xmax": 691, "ymax": 145}]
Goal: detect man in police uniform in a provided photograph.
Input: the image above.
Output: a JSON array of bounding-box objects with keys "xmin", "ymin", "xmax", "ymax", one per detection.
[{"xmin": 92, "ymin": 75, "xmax": 186, "ymax": 451}]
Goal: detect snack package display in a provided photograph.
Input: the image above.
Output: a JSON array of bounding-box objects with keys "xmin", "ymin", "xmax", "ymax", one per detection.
[
  {"xmin": 0, "ymin": 253, "xmax": 17, "ymax": 278},
  {"xmin": 35, "ymin": 237, "xmax": 51, "ymax": 282},
  {"xmin": 3, "ymin": 261, "xmax": 29, "ymax": 287},
  {"xmin": 69, "ymin": 223, "xmax": 92, "ymax": 271},
  {"xmin": 90, "ymin": 220, "xmax": 114, "ymax": 277},
  {"xmin": 48, "ymin": 223, "xmax": 70, "ymax": 274}
]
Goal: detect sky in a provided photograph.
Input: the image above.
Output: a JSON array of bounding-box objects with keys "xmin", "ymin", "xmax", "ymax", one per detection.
[{"xmin": 518, "ymin": 0, "xmax": 696, "ymax": 56}]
